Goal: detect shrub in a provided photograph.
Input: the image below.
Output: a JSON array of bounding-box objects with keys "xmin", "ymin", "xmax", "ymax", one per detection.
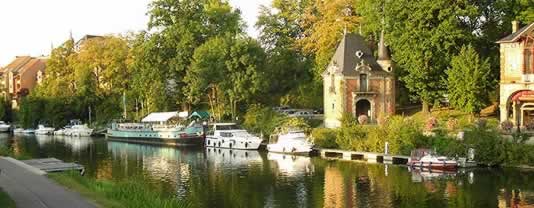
[
  {"xmin": 311, "ymin": 128, "xmax": 338, "ymax": 148},
  {"xmin": 463, "ymin": 127, "xmax": 506, "ymax": 165},
  {"xmin": 501, "ymin": 120, "xmax": 513, "ymax": 132},
  {"xmin": 335, "ymin": 125, "xmax": 368, "ymax": 151},
  {"xmin": 242, "ymin": 104, "xmax": 286, "ymax": 136}
]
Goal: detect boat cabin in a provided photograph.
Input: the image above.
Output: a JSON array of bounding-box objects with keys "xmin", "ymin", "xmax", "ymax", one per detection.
[{"xmin": 410, "ymin": 149, "xmax": 435, "ymax": 160}]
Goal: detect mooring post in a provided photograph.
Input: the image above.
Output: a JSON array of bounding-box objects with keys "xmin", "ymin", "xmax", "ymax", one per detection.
[{"xmin": 384, "ymin": 142, "xmax": 389, "ymax": 155}]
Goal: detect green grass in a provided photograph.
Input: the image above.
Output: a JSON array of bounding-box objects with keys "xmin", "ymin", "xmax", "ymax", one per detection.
[
  {"xmin": 0, "ymin": 188, "xmax": 15, "ymax": 208},
  {"xmin": 49, "ymin": 171, "xmax": 190, "ymax": 208}
]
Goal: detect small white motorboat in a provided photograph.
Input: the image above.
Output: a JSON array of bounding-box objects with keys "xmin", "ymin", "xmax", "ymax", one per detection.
[
  {"xmin": 69, "ymin": 124, "xmax": 93, "ymax": 137},
  {"xmin": 267, "ymin": 130, "xmax": 314, "ymax": 155},
  {"xmin": 35, "ymin": 125, "xmax": 55, "ymax": 135},
  {"xmin": 13, "ymin": 128, "xmax": 24, "ymax": 134},
  {"xmin": 54, "ymin": 128, "xmax": 67, "ymax": 135},
  {"xmin": 407, "ymin": 149, "xmax": 458, "ymax": 171},
  {"xmin": 205, "ymin": 123, "xmax": 263, "ymax": 150},
  {"xmin": 0, "ymin": 121, "xmax": 11, "ymax": 132},
  {"xmin": 22, "ymin": 129, "xmax": 35, "ymax": 135}
]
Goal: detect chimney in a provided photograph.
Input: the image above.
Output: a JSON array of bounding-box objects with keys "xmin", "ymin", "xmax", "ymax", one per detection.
[{"xmin": 512, "ymin": 21, "xmax": 519, "ymax": 33}]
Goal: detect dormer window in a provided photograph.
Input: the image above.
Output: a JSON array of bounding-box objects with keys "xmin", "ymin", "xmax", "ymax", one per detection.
[{"xmin": 360, "ymin": 74, "xmax": 368, "ymax": 92}]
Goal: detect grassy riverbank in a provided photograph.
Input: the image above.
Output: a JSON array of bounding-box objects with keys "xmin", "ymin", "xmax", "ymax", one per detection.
[
  {"xmin": 49, "ymin": 171, "xmax": 190, "ymax": 208},
  {"xmin": 0, "ymin": 188, "xmax": 15, "ymax": 208}
]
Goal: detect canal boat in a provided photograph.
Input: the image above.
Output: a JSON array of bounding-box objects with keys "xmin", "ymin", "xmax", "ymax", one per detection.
[
  {"xmin": 407, "ymin": 149, "xmax": 458, "ymax": 171},
  {"xmin": 22, "ymin": 129, "xmax": 35, "ymax": 135},
  {"xmin": 13, "ymin": 127, "xmax": 24, "ymax": 134},
  {"xmin": 267, "ymin": 130, "xmax": 314, "ymax": 155},
  {"xmin": 107, "ymin": 111, "xmax": 205, "ymax": 146},
  {"xmin": 0, "ymin": 121, "xmax": 11, "ymax": 132},
  {"xmin": 68, "ymin": 124, "xmax": 93, "ymax": 137},
  {"xmin": 205, "ymin": 123, "xmax": 262, "ymax": 150},
  {"xmin": 35, "ymin": 125, "xmax": 55, "ymax": 135}
]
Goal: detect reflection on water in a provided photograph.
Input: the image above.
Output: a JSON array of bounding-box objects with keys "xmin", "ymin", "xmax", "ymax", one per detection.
[
  {"xmin": 1, "ymin": 134, "xmax": 534, "ymax": 208},
  {"xmin": 267, "ymin": 153, "xmax": 314, "ymax": 177}
]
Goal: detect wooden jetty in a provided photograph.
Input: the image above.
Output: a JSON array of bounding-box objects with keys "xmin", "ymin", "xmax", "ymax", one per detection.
[
  {"xmin": 317, "ymin": 148, "xmax": 410, "ymax": 165},
  {"xmin": 22, "ymin": 158, "xmax": 84, "ymax": 174}
]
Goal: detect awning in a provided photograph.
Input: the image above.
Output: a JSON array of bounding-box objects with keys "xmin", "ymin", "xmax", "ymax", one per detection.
[
  {"xmin": 189, "ymin": 111, "xmax": 210, "ymax": 119},
  {"xmin": 511, "ymin": 90, "xmax": 534, "ymax": 102},
  {"xmin": 141, "ymin": 111, "xmax": 179, "ymax": 122}
]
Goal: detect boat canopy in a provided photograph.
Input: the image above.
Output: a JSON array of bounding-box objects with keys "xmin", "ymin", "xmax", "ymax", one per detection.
[{"xmin": 142, "ymin": 111, "xmax": 180, "ymax": 122}]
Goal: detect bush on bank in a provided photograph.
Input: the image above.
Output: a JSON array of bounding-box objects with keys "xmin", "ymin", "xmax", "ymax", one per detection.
[
  {"xmin": 311, "ymin": 115, "xmax": 534, "ymax": 166},
  {"xmin": 242, "ymin": 104, "xmax": 315, "ymax": 137}
]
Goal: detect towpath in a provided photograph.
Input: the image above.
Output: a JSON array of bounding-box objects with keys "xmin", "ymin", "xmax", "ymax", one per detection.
[{"xmin": 0, "ymin": 157, "xmax": 97, "ymax": 208}]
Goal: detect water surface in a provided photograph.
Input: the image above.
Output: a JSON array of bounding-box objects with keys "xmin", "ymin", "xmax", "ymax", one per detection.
[{"xmin": 2, "ymin": 134, "xmax": 534, "ymax": 208}]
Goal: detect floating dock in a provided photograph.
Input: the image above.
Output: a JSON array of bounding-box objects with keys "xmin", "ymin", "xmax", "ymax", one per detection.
[
  {"xmin": 22, "ymin": 158, "xmax": 84, "ymax": 174},
  {"xmin": 317, "ymin": 148, "xmax": 410, "ymax": 165}
]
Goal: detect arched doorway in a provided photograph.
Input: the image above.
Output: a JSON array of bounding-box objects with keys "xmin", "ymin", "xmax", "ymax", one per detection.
[
  {"xmin": 507, "ymin": 90, "xmax": 534, "ymax": 128},
  {"xmin": 356, "ymin": 99, "xmax": 371, "ymax": 117}
]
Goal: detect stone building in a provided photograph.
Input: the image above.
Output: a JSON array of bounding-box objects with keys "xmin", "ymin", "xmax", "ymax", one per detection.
[
  {"xmin": 499, "ymin": 21, "xmax": 534, "ymax": 128},
  {"xmin": 323, "ymin": 32, "xmax": 395, "ymax": 128}
]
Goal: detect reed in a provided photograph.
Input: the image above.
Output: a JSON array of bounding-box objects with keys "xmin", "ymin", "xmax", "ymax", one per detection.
[
  {"xmin": 49, "ymin": 171, "xmax": 190, "ymax": 208},
  {"xmin": 0, "ymin": 188, "xmax": 15, "ymax": 208}
]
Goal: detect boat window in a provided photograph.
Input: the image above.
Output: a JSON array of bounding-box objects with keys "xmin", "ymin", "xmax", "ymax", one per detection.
[
  {"xmin": 216, "ymin": 125, "xmax": 239, "ymax": 130},
  {"xmin": 221, "ymin": 132, "xmax": 233, "ymax": 137}
]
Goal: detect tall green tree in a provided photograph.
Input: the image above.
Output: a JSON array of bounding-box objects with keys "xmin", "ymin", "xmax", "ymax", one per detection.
[
  {"xmin": 298, "ymin": 0, "xmax": 359, "ymax": 77},
  {"xmin": 184, "ymin": 36, "xmax": 266, "ymax": 120},
  {"xmin": 358, "ymin": 0, "xmax": 478, "ymax": 112},
  {"xmin": 447, "ymin": 45, "xmax": 493, "ymax": 114},
  {"xmin": 256, "ymin": 0, "xmax": 315, "ymax": 106},
  {"xmin": 140, "ymin": 0, "xmax": 244, "ymax": 110}
]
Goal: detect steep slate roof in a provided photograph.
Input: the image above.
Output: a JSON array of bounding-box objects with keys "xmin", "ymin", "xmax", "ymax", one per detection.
[
  {"xmin": 497, "ymin": 22, "xmax": 534, "ymax": 43},
  {"xmin": 325, "ymin": 33, "xmax": 384, "ymax": 77}
]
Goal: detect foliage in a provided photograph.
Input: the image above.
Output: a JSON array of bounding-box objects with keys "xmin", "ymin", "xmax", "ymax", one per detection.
[
  {"xmin": 298, "ymin": 0, "xmax": 359, "ymax": 77},
  {"xmin": 140, "ymin": 0, "xmax": 244, "ymax": 110},
  {"xmin": 184, "ymin": 36, "xmax": 266, "ymax": 120},
  {"xmin": 501, "ymin": 120, "xmax": 514, "ymax": 132},
  {"xmin": 277, "ymin": 117, "xmax": 311, "ymax": 134},
  {"xmin": 447, "ymin": 45, "xmax": 493, "ymax": 114},
  {"xmin": 49, "ymin": 172, "xmax": 190, "ymax": 208},
  {"xmin": 0, "ymin": 188, "xmax": 15, "ymax": 208},
  {"xmin": 358, "ymin": 0, "xmax": 478, "ymax": 112},
  {"xmin": 256, "ymin": 0, "xmax": 318, "ymax": 107},
  {"xmin": 311, "ymin": 128, "xmax": 338, "ymax": 148},
  {"xmin": 242, "ymin": 104, "xmax": 286, "ymax": 136},
  {"xmin": 21, "ymin": 36, "xmax": 132, "ymax": 127}
]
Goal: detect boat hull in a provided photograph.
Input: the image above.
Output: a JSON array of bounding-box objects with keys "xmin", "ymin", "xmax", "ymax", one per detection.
[
  {"xmin": 408, "ymin": 161, "xmax": 458, "ymax": 171},
  {"xmin": 107, "ymin": 129, "xmax": 204, "ymax": 146},
  {"xmin": 107, "ymin": 136, "xmax": 204, "ymax": 146},
  {"xmin": 266, "ymin": 144, "xmax": 313, "ymax": 156},
  {"xmin": 205, "ymin": 137, "xmax": 262, "ymax": 150},
  {"xmin": 0, "ymin": 126, "xmax": 10, "ymax": 132}
]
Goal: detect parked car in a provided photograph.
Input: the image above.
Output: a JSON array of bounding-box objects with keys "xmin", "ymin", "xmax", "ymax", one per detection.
[
  {"xmin": 273, "ymin": 106, "xmax": 290, "ymax": 113},
  {"xmin": 313, "ymin": 108, "xmax": 324, "ymax": 114},
  {"xmin": 289, "ymin": 110, "xmax": 314, "ymax": 118}
]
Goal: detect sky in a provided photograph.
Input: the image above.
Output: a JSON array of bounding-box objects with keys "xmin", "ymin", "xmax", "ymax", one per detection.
[{"xmin": 0, "ymin": 0, "xmax": 271, "ymax": 67}]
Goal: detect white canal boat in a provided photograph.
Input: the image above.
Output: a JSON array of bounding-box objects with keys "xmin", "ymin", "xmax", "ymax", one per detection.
[
  {"xmin": 107, "ymin": 111, "xmax": 205, "ymax": 146},
  {"xmin": 0, "ymin": 121, "xmax": 11, "ymax": 132},
  {"xmin": 68, "ymin": 124, "xmax": 93, "ymax": 137},
  {"xmin": 35, "ymin": 125, "xmax": 55, "ymax": 135},
  {"xmin": 267, "ymin": 130, "xmax": 314, "ymax": 155},
  {"xmin": 205, "ymin": 123, "xmax": 263, "ymax": 150}
]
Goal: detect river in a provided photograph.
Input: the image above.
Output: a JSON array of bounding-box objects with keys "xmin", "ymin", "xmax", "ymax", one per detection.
[{"xmin": 1, "ymin": 134, "xmax": 533, "ymax": 208}]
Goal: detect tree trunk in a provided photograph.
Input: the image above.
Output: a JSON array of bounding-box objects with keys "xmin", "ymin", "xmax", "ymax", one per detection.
[{"xmin": 422, "ymin": 101, "xmax": 430, "ymax": 114}]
